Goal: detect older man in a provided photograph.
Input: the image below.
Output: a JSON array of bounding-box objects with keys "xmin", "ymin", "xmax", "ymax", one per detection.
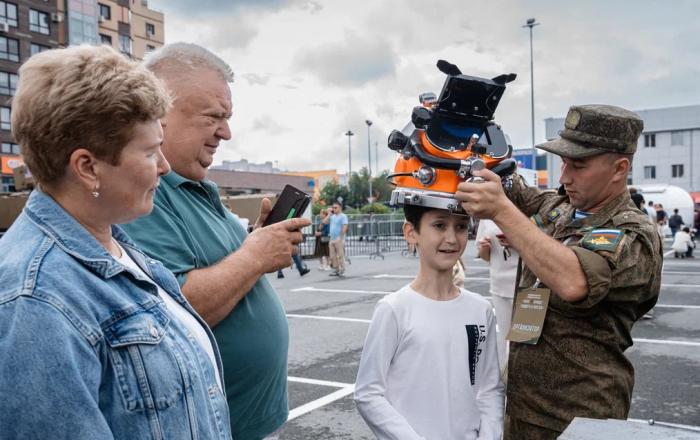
[
  {"xmin": 455, "ymin": 105, "xmax": 663, "ymax": 439},
  {"xmin": 123, "ymin": 43, "xmax": 309, "ymax": 440}
]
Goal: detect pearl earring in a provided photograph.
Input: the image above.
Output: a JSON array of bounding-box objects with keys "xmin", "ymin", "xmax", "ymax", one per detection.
[{"xmin": 92, "ymin": 184, "xmax": 100, "ymax": 198}]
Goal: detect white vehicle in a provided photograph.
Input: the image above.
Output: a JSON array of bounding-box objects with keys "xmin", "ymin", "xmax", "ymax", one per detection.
[{"xmin": 632, "ymin": 184, "xmax": 694, "ymax": 236}]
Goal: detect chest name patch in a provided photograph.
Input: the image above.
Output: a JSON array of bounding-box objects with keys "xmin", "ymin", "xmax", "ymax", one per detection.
[{"xmin": 581, "ymin": 228, "xmax": 624, "ymax": 252}]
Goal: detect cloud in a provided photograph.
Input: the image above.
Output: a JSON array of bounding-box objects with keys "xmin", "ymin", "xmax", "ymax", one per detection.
[
  {"xmin": 251, "ymin": 115, "xmax": 291, "ymax": 135},
  {"xmin": 150, "ymin": 0, "xmax": 291, "ymax": 17},
  {"xmin": 241, "ymin": 73, "xmax": 271, "ymax": 86},
  {"xmin": 293, "ymin": 31, "xmax": 398, "ymax": 86}
]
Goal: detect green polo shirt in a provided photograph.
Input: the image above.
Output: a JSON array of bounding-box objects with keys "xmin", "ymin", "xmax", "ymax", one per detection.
[{"xmin": 122, "ymin": 171, "xmax": 289, "ymax": 440}]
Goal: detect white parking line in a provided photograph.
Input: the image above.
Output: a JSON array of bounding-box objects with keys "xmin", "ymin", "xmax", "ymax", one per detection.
[
  {"xmin": 655, "ymin": 304, "xmax": 700, "ymax": 309},
  {"xmin": 287, "ymin": 385, "xmax": 356, "ymax": 421},
  {"xmin": 288, "ymin": 376, "xmax": 353, "ymax": 388},
  {"xmin": 634, "ymin": 338, "xmax": 700, "ymax": 347},
  {"xmin": 286, "ymin": 313, "xmax": 700, "ymax": 347},
  {"xmin": 373, "ymin": 274, "xmax": 489, "ymax": 281},
  {"xmin": 287, "ymin": 314, "xmax": 372, "ymax": 324},
  {"xmin": 291, "ymin": 286, "xmax": 393, "ymax": 295},
  {"xmin": 628, "ymin": 418, "xmax": 700, "ymax": 432}
]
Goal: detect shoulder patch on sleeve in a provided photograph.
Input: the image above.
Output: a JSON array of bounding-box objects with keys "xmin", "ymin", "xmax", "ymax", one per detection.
[
  {"xmin": 581, "ymin": 228, "xmax": 625, "ymax": 252},
  {"xmin": 547, "ymin": 209, "xmax": 561, "ymax": 222},
  {"xmin": 530, "ymin": 213, "xmax": 545, "ymax": 229}
]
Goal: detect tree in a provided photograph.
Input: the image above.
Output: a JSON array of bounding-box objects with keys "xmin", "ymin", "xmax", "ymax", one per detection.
[{"xmin": 318, "ymin": 180, "xmax": 349, "ymax": 207}]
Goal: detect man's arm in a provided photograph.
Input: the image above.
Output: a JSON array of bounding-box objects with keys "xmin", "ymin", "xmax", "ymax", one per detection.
[
  {"xmin": 456, "ymin": 169, "xmax": 588, "ymax": 301},
  {"xmin": 182, "ymin": 216, "xmax": 309, "ymax": 326}
]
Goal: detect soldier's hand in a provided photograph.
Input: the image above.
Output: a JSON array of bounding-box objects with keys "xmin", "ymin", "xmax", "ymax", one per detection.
[
  {"xmin": 242, "ymin": 217, "xmax": 311, "ymax": 273},
  {"xmin": 455, "ymin": 168, "xmax": 509, "ymax": 220}
]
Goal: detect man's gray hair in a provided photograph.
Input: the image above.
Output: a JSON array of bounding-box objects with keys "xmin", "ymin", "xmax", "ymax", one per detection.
[{"xmin": 144, "ymin": 42, "xmax": 234, "ymax": 82}]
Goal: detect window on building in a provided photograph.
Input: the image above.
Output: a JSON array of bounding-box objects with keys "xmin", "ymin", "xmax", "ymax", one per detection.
[
  {"xmin": 671, "ymin": 131, "xmax": 685, "ymax": 145},
  {"xmin": 100, "ymin": 33, "xmax": 112, "ymax": 45},
  {"xmin": 672, "ymin": 164, "xmax": 684, "ymax": 178},
  {"xmin": 30, "ymin": 43, "xmax": 49, "ymax": 56},
  {"xmin": 643, "ymin": 133, "xmax": 655, "ymax": 148},
  {"xmin": 1, "ymin": 175, "xmax": 15, "ymax": 192},
  {"xmin": 30, "ymin": 9, "xmax": 50, "ymax": 35},
  {"xmin": 0, "ymin": 71, "xmax": 17, "ymax": 95},
  {"xmin": 118, "ymin": 34, "xmax": 132, "ymax": 56},
  {"xmin": 146, "ymin": 22, "xmax": 155, "ymax": 37},
  {"xmin": 1, "ymin": 141, "xmax": 18, "ymax": 154},
  {"xmin": 98, "ymin": 3, "xmax": 111, "ymax": 20},
  {"xmin": 0, "ymin": 36, "xmax": 18, "ymax": 62},
  {"xmin": 643, "ymin": 165, "xmax": 656, "ymax": 179},
  {"xmin": 0, "ymin": 106, "xmax": 10, "ymax": 131},
  {"xmin": 0, "ymin": 1, "xmax": 18, "ymax": 27}
]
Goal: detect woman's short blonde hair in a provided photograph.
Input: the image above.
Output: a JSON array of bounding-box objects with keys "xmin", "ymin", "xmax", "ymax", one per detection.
[{"xmin": 12, "ymin": 45, "xmax": 172, "ymax": 186}]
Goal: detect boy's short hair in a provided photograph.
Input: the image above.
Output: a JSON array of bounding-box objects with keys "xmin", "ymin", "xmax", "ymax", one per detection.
[
  {"xmin": 403, "ymin": 205, "xmax": 468, "ymax": 232},
  {"xmin": 403, "ymin": 205, "xmax": 432, "ymax": 232}
]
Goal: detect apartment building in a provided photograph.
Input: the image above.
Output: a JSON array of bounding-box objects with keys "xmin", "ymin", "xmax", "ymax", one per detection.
[
  {"xmin": 0, "ymin": 0, "xmax": 61, "ymax": 191},
  {"xmin": 96, "ymin": 0, "xmax": 163, "ymax": 60},
  {"xmin": 0, "ymin": 0, "xmax": 164, "ymax": 191}
]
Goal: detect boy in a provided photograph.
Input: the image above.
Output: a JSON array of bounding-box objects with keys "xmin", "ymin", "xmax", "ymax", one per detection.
[{"xmin": 354, "ymin": 205, "xmax": 504, "ymax": 440}]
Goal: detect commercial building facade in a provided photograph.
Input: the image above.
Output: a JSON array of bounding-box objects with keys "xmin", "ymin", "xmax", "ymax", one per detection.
[{"xmin": 544, "ymin": 104, "xmax": 700, "ymax": 193}]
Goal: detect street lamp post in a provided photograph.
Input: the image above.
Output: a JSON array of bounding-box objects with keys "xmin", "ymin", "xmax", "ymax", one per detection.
[
  {"xmin": 375, "ymin": 141, "xmax": 379, "ymax": 176},
  {"xmin": 365, "ymin": 120, "xmax": 373, "ymax": 202},
  {"xmin": 523, "ymin": 17, "xmax": 539, "ymax": 174},
  {"xmin": 344, "ymin": 130, "xmax": 354, "ymax": 187}
]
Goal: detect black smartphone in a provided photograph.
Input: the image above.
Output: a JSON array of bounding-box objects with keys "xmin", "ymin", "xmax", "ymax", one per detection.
[{"xmin": 263, "ymin": 184, "xmax": 311, "ymax": 227}]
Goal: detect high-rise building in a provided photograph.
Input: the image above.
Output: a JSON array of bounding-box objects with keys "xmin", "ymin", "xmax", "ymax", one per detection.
[
  {"xmin": 0, "ymin": 0, "xmax": 62, "ymax": 191},
  {"xmin": 0, "ymin": 0, "xmax": 164, "ymax": 191},
  {"xmin": 95, "ymin": 0, "xmax": 163, "ymax": 60}
]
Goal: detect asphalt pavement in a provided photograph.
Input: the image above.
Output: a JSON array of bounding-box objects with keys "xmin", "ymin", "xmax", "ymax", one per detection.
[{"xmin": 266, "ymin": 240, "xmax": 700, "ymax": 439}]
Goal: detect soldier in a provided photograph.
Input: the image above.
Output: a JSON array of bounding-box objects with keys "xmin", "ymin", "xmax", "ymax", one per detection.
[{"xmin": 455, "ymin": 104, "xmax": 663, "ymax": 439}]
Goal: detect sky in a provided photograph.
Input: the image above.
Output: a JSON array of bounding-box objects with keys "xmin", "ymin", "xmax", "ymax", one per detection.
[{"xmin": 149, "ymin": 0, "xmax": 700, "ymax": 175}]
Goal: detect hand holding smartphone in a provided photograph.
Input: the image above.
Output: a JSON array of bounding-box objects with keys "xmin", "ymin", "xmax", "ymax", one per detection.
[{"xmin": 262, "ymin": 184, "xmax": 311, "ymax": 227}]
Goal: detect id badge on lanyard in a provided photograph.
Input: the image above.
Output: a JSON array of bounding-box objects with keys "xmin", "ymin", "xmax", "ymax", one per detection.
[
  {"xmin": 506, "ymin": 235, "xmax": 577, "ymax": 344},
  {"xmin": 506, "ymin": 286, "xmax": 550, "ymax": 344}
]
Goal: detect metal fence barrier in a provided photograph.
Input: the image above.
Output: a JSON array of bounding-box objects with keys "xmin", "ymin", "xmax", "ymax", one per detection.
[{"xmin": 299, "ymin": 213, "xmax": 408, "ymax": 259}]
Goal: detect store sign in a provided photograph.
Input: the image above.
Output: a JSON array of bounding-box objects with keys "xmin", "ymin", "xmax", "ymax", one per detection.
[{"xmin": 1, "ymin": 155, "xmax": 23, "ymax": 174}]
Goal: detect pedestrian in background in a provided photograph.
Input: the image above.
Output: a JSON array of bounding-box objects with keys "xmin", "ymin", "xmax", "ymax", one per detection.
[
  {"xmin": 277, "ymin": 248, "xmax": 310, "ymax": 278},
  {"xmin": 476, "ymin": 219, "xmax": 518, "ymax": 375},
  {"xmin": 329, "ymin": 201, "xmax": 349, "ymax": 276},
  {"xmin": 655, "ymin": 203, "xmax": 668, "ymax": 237},
  {"xmin": 672, "ymin": 226, "xmax": 695, "ymax": 258},
  {"xmin": 314, "ymin": 207, "xmax": 332, "ymax": 270},
  {"xmin": 668, "ymin": 208, "xmax": 685, "ymax": 238}
]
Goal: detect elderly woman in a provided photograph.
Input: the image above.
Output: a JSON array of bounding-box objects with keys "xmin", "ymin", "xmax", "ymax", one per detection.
[{"xmin": 0, "ymin": 46, "xmax": 231, "ymax": 439}]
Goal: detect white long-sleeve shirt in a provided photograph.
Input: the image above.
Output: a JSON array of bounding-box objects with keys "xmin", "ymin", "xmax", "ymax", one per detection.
[
  {"xmin": 671, "ymin": 231, "xmax": 695, "ymax": 253},
  {"xmin": 354, "ymin": 285, "xmax": 504, "ymax": 440}
]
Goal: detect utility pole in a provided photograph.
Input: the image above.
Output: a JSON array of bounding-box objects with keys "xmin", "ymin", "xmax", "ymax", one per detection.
[
  {"xmin": 365, "ymin": 120, "xmax": 373, "ymax": 202},
  {"xmin": 344, "ymin": 130, "xmax": 354, "ymax": 188},
  {"xmin": 523, "ymin": 17, "xmax": 540, "ymax": 174}
]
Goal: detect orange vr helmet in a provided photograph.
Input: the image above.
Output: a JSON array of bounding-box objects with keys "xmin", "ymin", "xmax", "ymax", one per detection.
[{"xmin": 387, "ymin": 60, "xmax": 518, "ymax": 214}]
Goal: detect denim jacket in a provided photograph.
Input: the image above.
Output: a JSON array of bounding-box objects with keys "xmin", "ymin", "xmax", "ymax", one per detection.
[{"xmin": 0, "ymin": 191, "xmax": 232, "ymax": 439}]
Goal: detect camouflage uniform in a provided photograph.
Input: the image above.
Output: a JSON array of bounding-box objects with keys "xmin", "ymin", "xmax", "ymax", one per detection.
[{"xmin": 502, "ymin": 105, "xmax": 664, "ymax": 439}]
